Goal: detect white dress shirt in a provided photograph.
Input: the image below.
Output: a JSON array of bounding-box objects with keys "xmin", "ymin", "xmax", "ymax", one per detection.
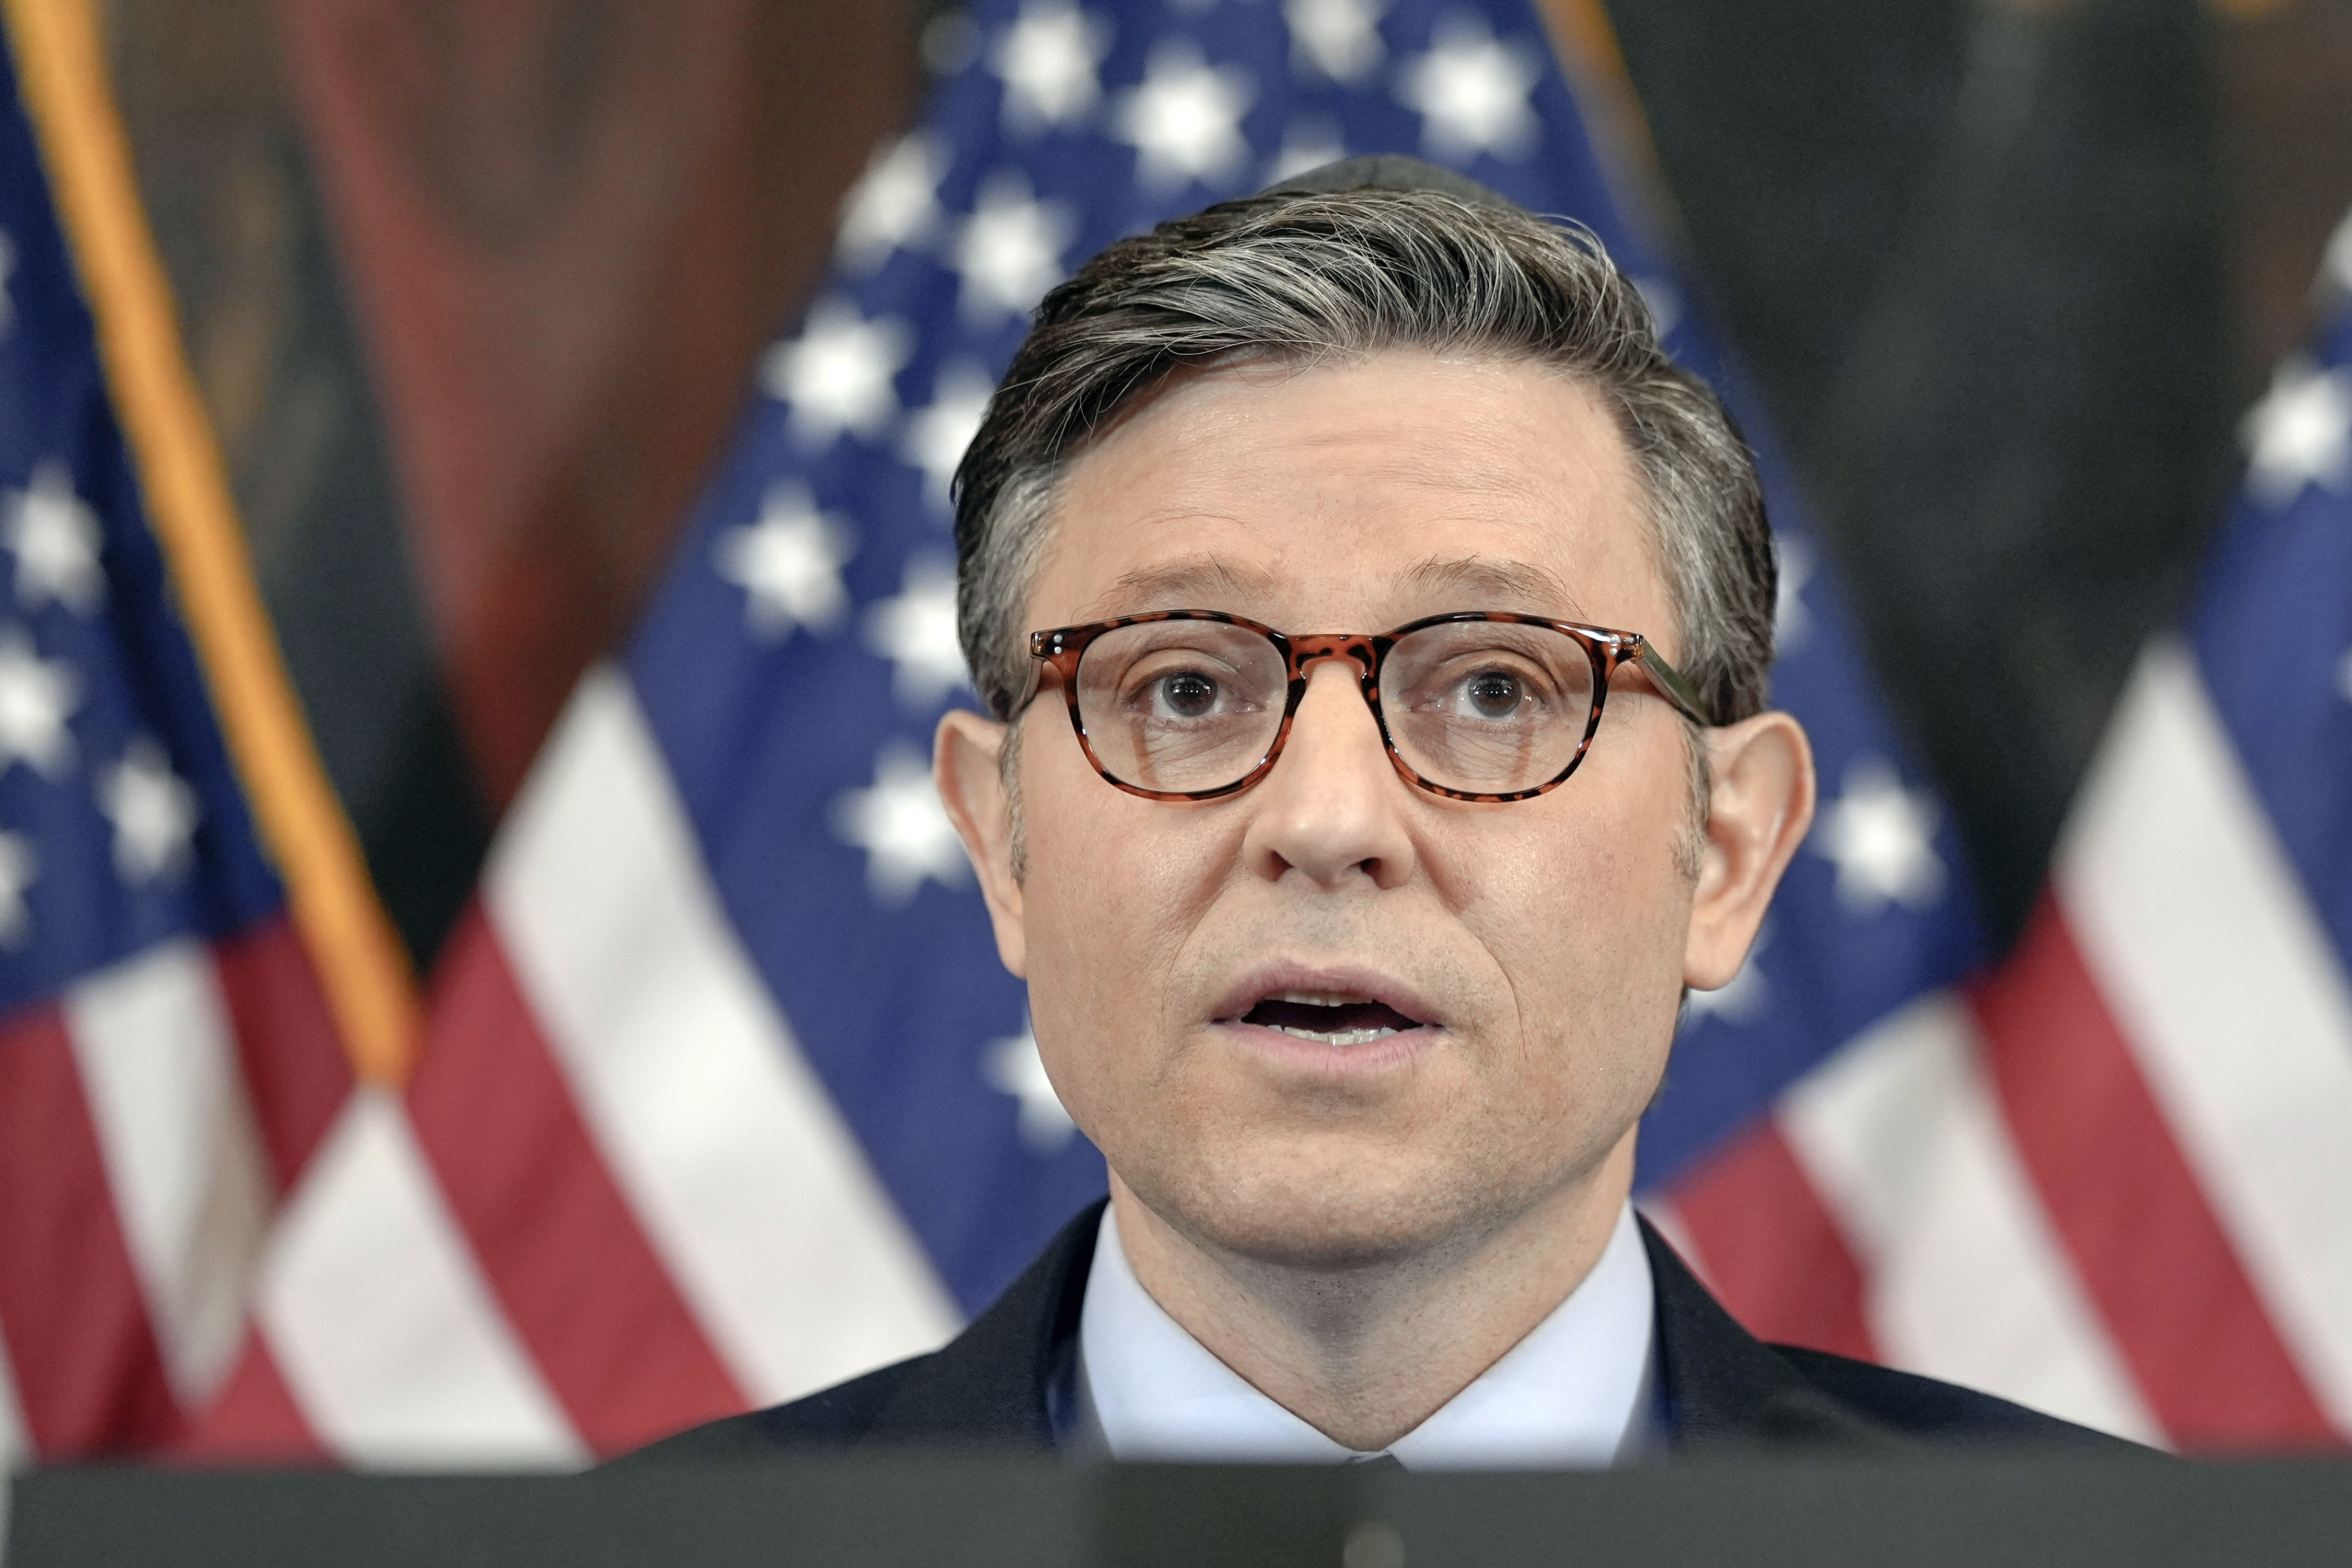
[{"xmin": 1065, "ymin": 1201, "xmax": 1660, "ymax": 1468}]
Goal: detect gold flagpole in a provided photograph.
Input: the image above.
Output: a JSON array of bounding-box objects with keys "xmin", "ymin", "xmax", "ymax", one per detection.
[{"xmin": 4, "ymin": 0, "xmax": 419, "ymax": 1086}]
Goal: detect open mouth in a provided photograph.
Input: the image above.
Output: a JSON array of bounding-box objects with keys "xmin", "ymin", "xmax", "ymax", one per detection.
[{"xmin": 1238, "ymin": 990, "xmax": 1427, "ymax": 1047}]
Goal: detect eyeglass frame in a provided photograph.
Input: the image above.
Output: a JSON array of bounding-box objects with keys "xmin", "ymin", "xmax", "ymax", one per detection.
[{"xmin": 1019, "ymin": 608, "xmax": 1717, "ymax": 804}]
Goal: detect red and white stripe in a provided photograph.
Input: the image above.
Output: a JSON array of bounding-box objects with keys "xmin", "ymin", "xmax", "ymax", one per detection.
[
  {"xmin": 191, "ymin": 666, "xmax": 957, "ymax": 1465},
  {"xmin": 2054, "ymin": 644, "xmax": 2352, "ymax": 1434},
  {"xmin": 485, "ymin": 669, "xmax": 959, "ymax": 1414},
  {"xmin": 0, "ymin": 918, "xmax": 338, "ymax": 1462},
  {"xmin": 242, "ymin": 1089, "xmax": 583, "ymax": 1466},
  {"xmin": 65, "ymin": 940, "xmax": 273, "ymax": 1414},
  {"xmin": 1663, "ymin": 643, "xmax": 2352, "ymax": 1451}
]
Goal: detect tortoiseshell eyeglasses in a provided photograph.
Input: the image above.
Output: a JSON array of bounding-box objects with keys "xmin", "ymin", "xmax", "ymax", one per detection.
[{"xmin": 1023, "ymin": 609, "xmax": 1715, "ymax": 803}]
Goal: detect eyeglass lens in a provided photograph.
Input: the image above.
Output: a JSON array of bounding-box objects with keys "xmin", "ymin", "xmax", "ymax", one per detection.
[{"xmin": 1070, "ymin": 619, "xmax": 1599, "ymax": 795}]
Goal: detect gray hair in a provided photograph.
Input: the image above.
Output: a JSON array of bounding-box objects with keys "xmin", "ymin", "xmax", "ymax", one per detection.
[{"xmin": 953, "ymin": 184, "xmax": 1777, "ymax": 756}]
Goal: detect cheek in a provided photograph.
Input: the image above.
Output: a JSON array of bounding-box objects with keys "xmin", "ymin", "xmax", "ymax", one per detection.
[
  {"xmin": 1458, "ymin": 792, "xmax": 1692, "ymax": 1106},
  {"xmin": 1014, "ymin": 753, "xmax": 1233, "ymax": 1126}
]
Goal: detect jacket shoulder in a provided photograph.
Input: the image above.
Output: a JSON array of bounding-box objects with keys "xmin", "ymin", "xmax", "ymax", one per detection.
[
  {"xmin": 1770, "ymin": 1344, "xmax": 2150, "ymax": 1453},
  {"xmin": 615, "ymin": 1354, "xmax": 942, "ymax": 1464},
  {"xmin": 613, "ymin": 1201, "xmax": 1105, "ymax": 1465},
  {"xmin": 1638, "ymin": 1215, "xmax": 2156, "ymax": 1456}
]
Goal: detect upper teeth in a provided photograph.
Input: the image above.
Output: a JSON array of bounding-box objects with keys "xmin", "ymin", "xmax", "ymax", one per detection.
[{"xmin": 1275, "ymin": 990, "xmax": 1372, "ymax": 1006}]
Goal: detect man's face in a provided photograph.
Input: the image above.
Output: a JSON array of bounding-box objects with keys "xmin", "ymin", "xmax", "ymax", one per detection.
[{"xmin": 992, "ymin": 351, "xmax": 1702, "ymax": 1268}]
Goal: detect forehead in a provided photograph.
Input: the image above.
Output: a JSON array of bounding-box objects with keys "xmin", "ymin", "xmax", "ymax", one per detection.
[{"xmin": 1036, "ymin": 350, "xmax": 1665, "ymax": 633}]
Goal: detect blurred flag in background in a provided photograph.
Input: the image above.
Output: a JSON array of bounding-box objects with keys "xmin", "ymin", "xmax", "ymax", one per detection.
[
  {"xmin": 4, "ymin": 0, "xmax": 2345, "ymax": 1471},
  {"xmin": 0, "ymin": 5, "xmax": 389, "ymax": 1468},
  {"xmin": 1660, "ymin": 235, "xmax": 2352, "ymax": 1450}
]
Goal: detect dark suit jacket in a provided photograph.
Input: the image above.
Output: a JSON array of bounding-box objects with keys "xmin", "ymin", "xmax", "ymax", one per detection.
[{"xmin": 630, "ymin": 1202, "xmax": 2142, "ymax": 1461}]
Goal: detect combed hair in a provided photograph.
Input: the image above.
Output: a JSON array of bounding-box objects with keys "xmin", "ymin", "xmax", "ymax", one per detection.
[{"xmin": 953, "ymin": 186, "xmax": 1777, "ymax": 740}]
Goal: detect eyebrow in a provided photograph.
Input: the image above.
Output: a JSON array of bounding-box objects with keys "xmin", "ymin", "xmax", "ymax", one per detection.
[
  {"xmin": 1086, "ymin": 555, "xmax": 1283, "ymax": 619},
  {"xmin": 1398, "ymin": 555, "xmax": 1586, "ymax": 619},
  {"xmin": 1082, "ymin": 551, "xmax": 1588, "ymax": 623}
]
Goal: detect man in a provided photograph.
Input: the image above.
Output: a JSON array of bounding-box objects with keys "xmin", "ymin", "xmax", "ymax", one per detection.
[{"xmin": 639, "ymin": 159, "xmax": 2130, "ymax": 1464}]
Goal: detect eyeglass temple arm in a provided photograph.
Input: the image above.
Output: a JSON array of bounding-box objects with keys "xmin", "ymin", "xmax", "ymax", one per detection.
[
  {"xmin": 1011, "ymin": 628, "xmax": 1077, "ymax": 717},
  {"xmin": 1628, "ymin": 638, "xmax": 1716, "ymax": 728}
]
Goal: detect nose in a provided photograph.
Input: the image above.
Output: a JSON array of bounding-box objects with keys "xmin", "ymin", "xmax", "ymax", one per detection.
[{"xmin": 1238, "ymin": 660, "xmax": 1418, "ymax": 890}]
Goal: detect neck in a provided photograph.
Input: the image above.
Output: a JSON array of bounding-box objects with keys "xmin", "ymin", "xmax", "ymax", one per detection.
[{"xmin": 1106, "ymin": 1139, "xmax": 1637, "ymax": 1453}]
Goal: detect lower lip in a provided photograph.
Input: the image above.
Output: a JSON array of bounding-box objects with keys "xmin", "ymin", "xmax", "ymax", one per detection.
[{"xmin": 1212, "ymin": 1019, "xmax": 1438, "ymax": 1077}]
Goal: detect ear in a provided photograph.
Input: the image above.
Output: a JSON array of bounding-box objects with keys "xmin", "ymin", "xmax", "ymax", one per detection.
[
  {"xmin": 935, "ymin": 708, "xmax": 1028, "ymax": 978},
  {"xmin": 1684, "ymin": 711, "xmax": 1815, "ymax": 991}
]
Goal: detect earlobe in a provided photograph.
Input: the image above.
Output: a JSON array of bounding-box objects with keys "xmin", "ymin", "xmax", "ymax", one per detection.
[
  {"xmin": 1684, "ymin": 713, "xmax": 1816, "ymax": 991},
  {"xmin": 935, "ymin": 709, "xmax": 1028, "ymax": 977}
]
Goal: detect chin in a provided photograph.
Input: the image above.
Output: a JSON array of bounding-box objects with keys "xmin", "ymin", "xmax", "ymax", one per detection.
[{"xmin": 1140, "ymin": 1140, "xmax": 1505, "ymax": 1272}]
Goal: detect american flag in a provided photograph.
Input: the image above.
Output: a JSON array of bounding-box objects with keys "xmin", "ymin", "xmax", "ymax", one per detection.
[
  {"xmin": 1657, "ymin": 233, "xmax": 2352, "ymax": 1448},
  {"xmin": 4, "ymin": 0, "xmax": 2344, "ymax": 1469},
  {"xmin": 0, "ymin": 19, "xmax": 360, "ymax": 1464}
]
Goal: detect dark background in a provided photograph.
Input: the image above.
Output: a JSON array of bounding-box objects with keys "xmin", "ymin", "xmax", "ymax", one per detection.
[
  {"xmin": 99, "ymin": 0, "xmax": 2352, "ymax": 963},
  {"xmin": 1614, "ymin": 0, "xmax": 2352, "ymax": 944}
]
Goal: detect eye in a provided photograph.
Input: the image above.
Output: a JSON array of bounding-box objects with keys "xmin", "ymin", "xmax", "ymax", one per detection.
[
  {"xmin": 1463, "ymin": 669, "xmax": 1522, "ymax": 718},
  {"xmin": 1155, "ymin": 670, "xmax": 1220, "ymax": 718}
]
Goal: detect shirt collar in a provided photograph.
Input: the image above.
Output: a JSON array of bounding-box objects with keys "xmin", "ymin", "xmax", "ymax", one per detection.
[{"xmin": 1068, "ymin": 1201, "xmax": 1659, "ymax": 1469}]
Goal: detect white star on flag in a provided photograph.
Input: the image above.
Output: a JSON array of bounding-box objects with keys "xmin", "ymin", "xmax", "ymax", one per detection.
[
  {"xmin": 97, "ymin": 735, "xmax": 199, "ymax": 886},
  {"xmin": 954, "ymin": 171, "xmax": 1076, "ymax": 326},
  {"xmin": 864, "ymin": 555, "xmax": 969, "ymax": 710},
  {"xmin": 901, "ymin": 361, "xmax": 995, "ymax": 514},
  {"xmin": 1286, "ymin": 0, "xmax": 1386, "ymax": 84},
  {"xmin": 993, "ymin": 0, "xmax": 1113, "ymax": 135},
  {"xmin": 1813, "ymin": 756, "xmax": 1947, "ymax": 915},
  {"xmin": 831, "ymin": 740, "xmax": 972, "ymax": 905},
  {"xmin": 837, "ymin": 132, "xmax": 945, "ymax": 274},
  {"xmin": 0, "ymin": 624, "xmax": 80, "ymax": 777},
  {"xmin": 760, "ymin": 298, "xmax": 912, "ymax": 450},
  {"xmin": 1114, "ymin": 42, "xmax": 1256, "ymax": 193},
  {"xmin": 5, "ymin": 461, "xmax": 107, "ymax": 616},
  {"xmin": 1269, "ymin": 119, "xmax": 1347, "ymax": 183},
  {"xmin": 1774, "ymin": 532, "xmax": 1814, "ymax": 652},
  {"xmin": 983, "ymin": 1026, "xmax": 1077, "ymax": 1154},
  {"xmin": 1395, "ymin": 13, "xmax": 1542, "ymax": 164},
  {"xmin": 714, "ymin": 484, "xmax": 857, "ymax": 640},
  {"xmin": 2240, "ymin": 356, "xmax": 2352, "ymax": 508},
  {"xmin": 0, "ymin": 830, "xmax": 34, "ymax": 947}
]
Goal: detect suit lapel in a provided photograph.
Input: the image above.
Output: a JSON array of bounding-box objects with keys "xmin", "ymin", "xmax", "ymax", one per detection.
[
  {"xmin": 1639, "ymin": 1216, "xmax": 1913, "ymax": 1453},
  {"xmin": 859, "ymin": 1200, "xmax": 1107, "ymax": 1448}
]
